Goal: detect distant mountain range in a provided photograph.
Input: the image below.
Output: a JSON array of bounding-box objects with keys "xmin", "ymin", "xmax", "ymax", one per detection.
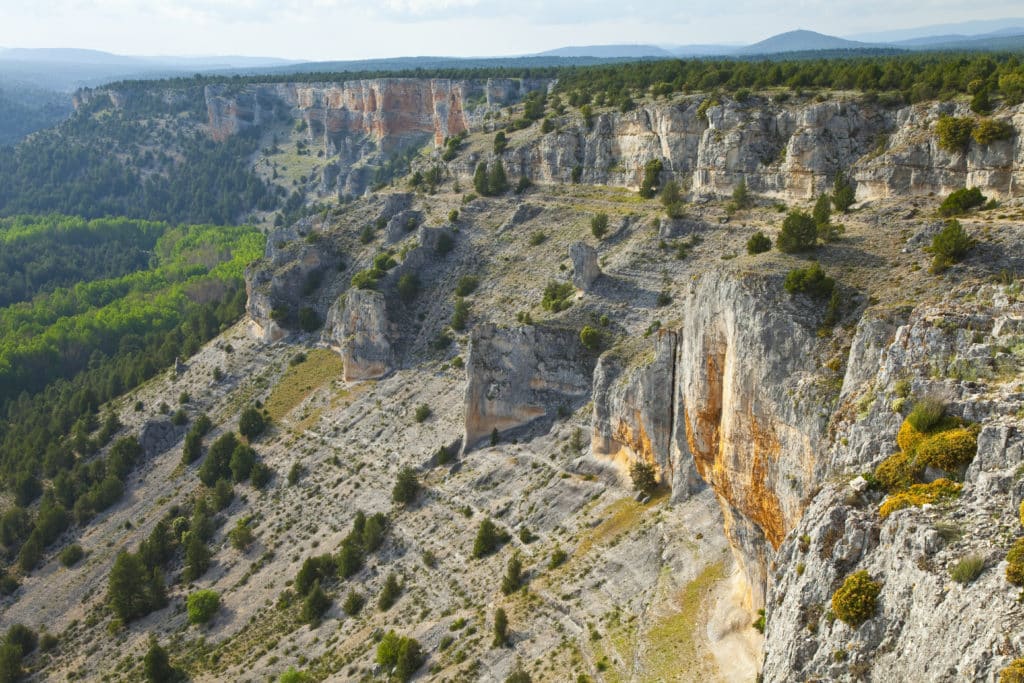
[{"xmin": 2, "ymin": 17, "xmax": 1024, "ymax": 95}]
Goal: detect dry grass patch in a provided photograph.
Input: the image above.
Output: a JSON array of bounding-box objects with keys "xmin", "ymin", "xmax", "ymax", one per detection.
[{"xmin": 265, "ymin": 348, "xmax": 344, "ymax": 423}]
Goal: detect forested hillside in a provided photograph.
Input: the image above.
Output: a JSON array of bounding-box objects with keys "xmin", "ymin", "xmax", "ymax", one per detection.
[{"xmin": 0, "ymin": 217, "xmax": 263, "ymax": 596}]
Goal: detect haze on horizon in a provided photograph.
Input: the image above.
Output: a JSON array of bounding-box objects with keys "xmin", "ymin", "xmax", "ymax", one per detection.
[{"xmin": 2, "ymin": 0, "xmax": 1022, "ymax": 62}]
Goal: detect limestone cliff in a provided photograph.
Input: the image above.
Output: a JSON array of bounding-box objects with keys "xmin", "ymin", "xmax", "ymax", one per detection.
[
  {"xmin": 762, "ymin": 283, "xmax": 1024, "ymax": 681},
  {"xmin": 324, "ymin": 288, "xmax": 392, "ymax": 381},
  {"xmin": 592, "ymin": 269, "xmax": 830, "ymax": 609},
  {"xmin": 460, "ymin": 98, "xmax": 1022, "ymax": 201},
  {"xmin": 463, "ymin": 323, "xmax": 596, "ymax": 449}
]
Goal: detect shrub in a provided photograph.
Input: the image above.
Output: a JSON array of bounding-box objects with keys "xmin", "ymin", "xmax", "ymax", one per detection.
[
  {"xmin": 187, "ymin": 589, "xmax": 220, "ymax": 624},
  {"xmin": 342, "ymin": 589, "xmax": 365, "ymax": 616},
  {"xmin": 529, "ymin": 231, "xmax": 546, "ymax": 246},
  {"xmin": 784, "ymin": 262, "xmax": 835, "ymax": 299},
  {"xmin": 392, "ymin": 467, "xmax": 420, "ymax": 505},
  {"xmin": 1006, "ymin": 538, "xmax": 1024, "ymax": 586},
  {"xmin": 777, "ymin": 210, "xmax": 818, "ymax": 253},
  {"xmin": 579, "ymin": 325, "xmax": 601, "ymax": 350},
  {"xmin": 378, "ymin": 572, "xmax": 402, "ymax": 611},
  {"xmin": 830, "ymin": 571, "xmax": 881, "ymax": 627},
  {"xmin": 879, "ymin": 478, "xmax": 962, "ymax": 518},
  {"xmin": 541, "ymin": 281, "xmax": 575, "ymax": 312},
  {"xmin": 451, "ymin": 297, "xmax": 470, "ymax": 331},
  {"xmin": 506, "ymin": 668, "xmax": 533, "ymax": 683},
  {"xmin": 414, "ymin": 404, "xmax": 431, "ymax": 423},
  {"xmin": 973, "ymin": 118, "xmax": 1015, "ymax": 145},
  {"xmin": 950, "ymin": 554, "xmax": 985, "ymax": 584},
  {"xmin": 472, "ymin": 517, "xmax": 509, "ymax": 558},
  {"xmin": 746, "ymin": 231, "xmax": 771, "ymax": 254},
  {"xmin": 732, "ymin": 177, "xmax": 751, "ymax": 209},
  {"xmin": 229, "ymin": 518, "xmax": 254, "ymax": 551},
  {"xmin": 661, "ymin": 180, "xmax": 685, "ymax": 218},
  {"xmin": 832, "ymin": 171, "xmax": 855, "ymax": 213},
  {"xmin": 59, "ymin": 544, "xmax": 85, "ymax": 568},
  {"xmin": 930, "ymin": 219, "xmax": 976, "ymax": 272},
  {"xmin": 1000, "ymin": 658, "xmax": 1024, "ymax": 683},
  {"xmin": 238, "ymin": 407, "xmax": 265, "ymax": 441},
  {"xmin": 938, "ymin": 188, "xmax": 985, "ymax": 217},
  {"xmin": 397, "ymin": 273, "xmax": 420, "ymax": 304},
  {"xmin": 591, "ymin": 213, "xmax": 609, "ymax": 239},
  {"xmin": 630, "ymin": 461, "xmax": 658, "ymax": 495},
  {"xmin": 639, "ymin": 159, "xmax": 663, "ymax": 198},
  {"xmin": 936, "ymin": 115, "xmax": 975, "ymax": 153},
  {"xmin": 493, "ymin": 131, "xmax": 508, "ymax": 154},
  {"xmin": 288, "ymin": 462, "xmax": 304, "ymax": 485},
  {"xmin": 873, "ymin": 452, "xmax": 924, "ymax": 493},
  {"xmin": 501, "ymin": 554, "xmax": 523, "ymax": 595},
  {"xmin": 230, "ymin": 444, "xmax": 256, "ymax": 483},
  {"xmin": 298, "ymin": 307, "xmax": 320, "ymax": 332},
  {"xmin": 376, "ymin": 631, "xmax": 423, "ymax": 682},
  {"xmin": 493, "ymin": 607, "xmax": 509, "ymax": 647},
  {"xmin": 455, "ymin": 275, "xmax": 480, "ymax": 296},
  {"xmin": 488, "ymin": 160, "xmax": 509, "ymax": 195},
  {"xmin": 913, "ymin": 427, "xmax": 978, "ymax": 472},
  {"xmin": 279, "ymin": 669, "xmax": 314, "ymax": 683},
  {"xmin": 295, "ymin": 554, "xmax": 337, "ymax": 596},
  {"xmin": 548, "ymin": 547, "xmax": 568, "ymax": 569},
  {"xmin": 301, "ymin": 581, "xmax": 331, "ymax": 624}
]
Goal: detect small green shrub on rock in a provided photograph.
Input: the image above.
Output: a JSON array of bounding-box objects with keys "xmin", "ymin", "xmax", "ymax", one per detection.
[
  {"xmin": 930, "ymin": 219, "xmax": 976, "ymax": 272},
  {"xmin": 831, "ymin": 570, "xmax": 881, "ymax": 627},
  {"xmin": 186, "ymin": 589, "xmax": 220, "ymax": 624},
  {"xmin": 784, "ymin": 262, "xmax": 835, "ymax": 298},
  {"xmin": 936, "ymin": 115, "xmax": 975, "ymax": 153},
  {"xmin": 777, "ymin": 210, "xmax": 818, "ymax": 253},
  {"xmin": 1006, "ymin": 538, "xmax": 1024, "ymax": 586},
  {"xmin": 746, "ymin": 231, "xmax": 771, "ymax": 254},
  {"xmin": 938, "ymin": 188, "xmax": 985, "ymax": 217}
]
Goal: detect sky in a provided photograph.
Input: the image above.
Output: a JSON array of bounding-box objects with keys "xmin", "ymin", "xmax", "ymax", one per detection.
[{"xmin": 1, "ymin": 0, "xmax": 1022, "ymax": 61}]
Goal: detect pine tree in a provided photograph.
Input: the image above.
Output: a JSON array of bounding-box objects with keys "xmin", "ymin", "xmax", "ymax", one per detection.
[
  {"xmin": 501, "ymin": 554, "xmax": 523, "ymax": 595},
  {"xmin": 493, "ymin": 607, "xmax": 509, "ymax": 647},
  {"xmin": 488, "ymin": 160, "xmax": 509, "ymax": 195},
  {"xmin": 182, "ymin": 534, "xmax": 211, "ymax": 583},
  {"xmin": 143, "ymin": 635, "xmax": 175, "ymax": 683},
  {"xmin": 473, "ymin": 162, "xmax": 489, "ymax": 196}
]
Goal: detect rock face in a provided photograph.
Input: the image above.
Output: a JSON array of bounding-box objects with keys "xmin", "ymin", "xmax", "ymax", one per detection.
[
  {"xmin": 592, "ymin": 269, "xmax": 829, "ymax": 609},
  {"xmin": 464, "ymin": 323, "xmax": 596, "ymax": 449},
  {"xmin": 246, "ymin": 229, "xmax": 326, "ymax": 342},
  {"xmin": 758, "ymin": 283, "xmax": 1024, "ymax": 681},
  {"xmin": 569, "ymin": 242, "xmax": 600, "ymax": 290},
  {"xmin": 592, "ymin": 330, "xmax": 703, "ymax": 500},
  {"xmin": 466, "ymin": 98, "xmax": 1024, "ymax": 201},
  {"xmin": 204, "ymin": 78, "xmax": 549, "ymax": 196},
  {"xmin": 324, "ymin": 288, "xmax": 392, "ymax": 381}
]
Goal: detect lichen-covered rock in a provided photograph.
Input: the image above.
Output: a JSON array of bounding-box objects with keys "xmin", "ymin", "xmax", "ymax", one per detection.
[
  {"xmin": 569, "ymin": 242, "xmax": 600, "ymax": 290},
  {"xmin": 463, "ymin": 323, "xmax": 596, "ymax": 449},
  {"xmin": 325, "ymin": 288, "xmax": 391, "ymax": 381}
]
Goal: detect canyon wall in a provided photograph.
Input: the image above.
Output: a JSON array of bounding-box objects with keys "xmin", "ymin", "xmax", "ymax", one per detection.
[{"xmin": 469, "ymin": 98, "xmax": 1023, "ymax": 201}]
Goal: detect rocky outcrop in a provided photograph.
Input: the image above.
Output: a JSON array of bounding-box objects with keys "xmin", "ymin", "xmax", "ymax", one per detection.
[
  {"xmin": 246, "ymin": 228, "xmax": 326, "ymax": 342},
  {"xmin": 472, "ymin": 97, "xmax": 1022, "ymax": 201},
  {"xmin": 592, "ymin": 269, "xmax": 830, "ymax": 609},
  {"xmin": 592, "ymin": 331, "xmax": 703, "ymax": 500},
  {"xmin": 569, "ymin": 242, "xmax": 600, "ymax": 290},
  {"xmin": 760, "ymin": 283, "xmax": 1024, "ymax": 681},
  {"xmin": 464, "ymin": 323, "xmax": 596, "ymax": 449},
  {"xmin": 325, "ymin": 288, "xmax": 392, "ymax": 381}
]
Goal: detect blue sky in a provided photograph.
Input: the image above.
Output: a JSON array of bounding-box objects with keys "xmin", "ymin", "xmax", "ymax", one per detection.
[{"xmin": 2, "ymin": 0, "xmax": 1022, "ymax": 60}]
